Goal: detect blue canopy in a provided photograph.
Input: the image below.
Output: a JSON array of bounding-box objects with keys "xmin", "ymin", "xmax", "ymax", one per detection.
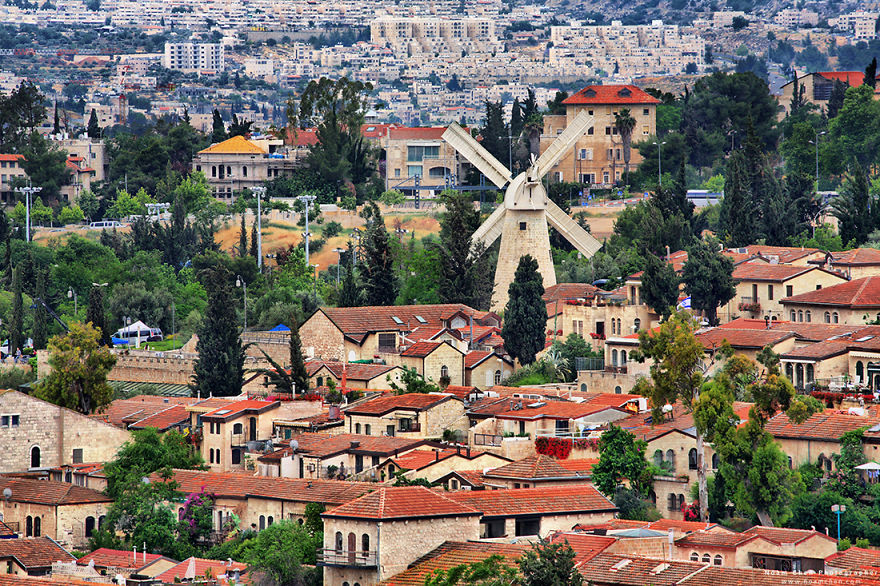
[
  {"xmin": 112, "ymin": 337, "xmax": 130, "ymax": 345},
  {"xmin": 268, "ymin": 324, "xmax": 290, "ymax": 332}
]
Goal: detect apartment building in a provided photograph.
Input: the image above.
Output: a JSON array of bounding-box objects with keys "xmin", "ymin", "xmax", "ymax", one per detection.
[
  {"xmin": 0, "ymin": 154, "xmax": 26, "ymax": 205},
  {"xmin": 163, "ymin": 42, "xmax": 225, "ymax": 73},
  {"xmin": 370, "ymin": 16, "xmax": 499, "ymax": 55},
  {"xmin": 773, "ymin": 8, "xmax": 819, "ymax": 28},
  {"xmin": 193, "ymin": 135, "xmax": 297, "ymax": 200},
  {"xmin": 835, "ymin": 11, "xmax": 880, "ymax": 39},
  {"xmin": 539, "ymin": 84, "xmax": 659, "ymax": 186}
]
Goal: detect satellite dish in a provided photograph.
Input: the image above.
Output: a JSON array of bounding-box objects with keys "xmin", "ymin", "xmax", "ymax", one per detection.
[
  {"xmin": 2, "ymin": 487, "xmax": 11, "ymax": 501},
  {"xmin": 289, "ymin": 440, "xmax": 299, "ymax": 452}
]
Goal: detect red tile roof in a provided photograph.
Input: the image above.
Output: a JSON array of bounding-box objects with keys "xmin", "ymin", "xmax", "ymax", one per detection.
[
  {"xmin": 286, "ymin": 127, "xmax": 319, "ymax": 146},
  {"xmin": 129, "ymin": 404, "xmax": 190, "ymax": 430},
  {"xmin": 548, "ymin": 533, "xmax": 616, "ymax": 563},
  {"xmin": 380, "ymin": 541, "xmax": 526, "ymax": 585},
  {"xmin": 305, "ymin": 360, "xmax": 399, "ymax": 382},
  {"xmin": 323, "ymin": 486, "xmax": 481, "ymax": 520},
  {"xmin": 494, "ymin": 400, "xmax": 621, "ymax": 421},
  {"xmin": 678, "ymin": 565, "xmax": 880, "ymax": 586},
  {"xmin": 742, "ymin": 525, "xmax": 836, "ymax": 545},
  {"xmin": 400, "ymin": 341, "xmax": 444, "ymax": 357},
  {"xmin": 390, "ymin": 448, "xmax": 482, "ymax": 471},
  {"xmin": 782, "ymin": 276, "xmax": 880, "ymax": 308},
  {"xmin": 316, "ymin": 304, "xmax": 497, "ymax": 342},
  {"xmin": 826, "ymin": 546, "xmax": 880, "ymax": 571},
  {"xmin": 578, "ymin": 553, "xmax": 704, "ymax": 585},
  {"xmin": 731, "ymin": 264, "xmax": 817, "ymax": 282},
  {"xmin": 646, "ymin": 519, "xmax": 726, "ymax": 534},
  {"xmin": 818, "ymin": 248, "xmax": 880, "ymax": 267},
  {"xmin": 443, "ymin": 385, "xmax": 480, "ymax": 398},
  {"xmin": 0, "ymin": 538, "xmax": 75, "ymax": 570},
  {"xmin": 727, "ymin": 245, "xmax": 821, "ymax": 264},
  {"xmin": 98, "ymin": 395, "xmax": 195, "ymax": 428},
  {"xmin": 388, "ymin": 127, "xmax": 446, "ymax": 140},
  {"xmin": 674, "ymin": 530, "xmax": 754, "ymax": 549},
  {"xmin": 695, "ymin": 327, "xmax": 795, "ymax": 350},
  {"xmin": 557, "ymin": 458, "xmax": 598, "ymax": 474},
  {"xmin": 542, "ymin": 282, "xmax": 601, "ymax": 302},
  {"xmin": 289, "ymin": 432, "xmax": 426, "ymax": 458},
  {"xmin": 76, "ymin": 548, "xmax": 165, "ymax": 570},
  {"xmin": 765, "ymin": 411, "xmax": 880, "ymax": 441},
  {"xmin": 563, "ymin": 85, "xmax": 661, "ymax": 105},
  {"xmin": 0, "ymin": 154, "xmax": 24, "ymax": 163},
  {"xmin": 464, "ymin": 350, "xmax": 493, "ymax": 369},
  {"xmin": 203, "ymin": 398, "xmax": 279, "ymax": 420},
  {"xmin": 0, "ymin": 522, "xmax": 14, "ymax": 538},
  {"xmin": 345, "ymin": 393, "xmax": 453, "ymax": 416},
  {"xmin": 484, "ymin": 455, "xmax": 581, "ymax": 480},
  {"xmin": 817, "ymin": 71, "xmax": 867, "ymax": 87},
  {"xmin": 617, "ymin": 402, "xmax": 753, "ymax": 443},
  {"xmin": 449, "ymin": 485, "xmax": 616, "ymax": 517},
  {"xmin": 154, "ymin": 556, "xmax": 247, "ymax": 585},
  {"xmin": 154, "ymin": 469, "xmax": 375, "ymax": 506},
  {"xmin": 0, "ymin": 477, "xmax": 112, "ymax": 505}
]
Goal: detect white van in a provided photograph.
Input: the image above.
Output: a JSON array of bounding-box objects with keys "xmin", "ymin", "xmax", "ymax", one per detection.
[{"xmin": 89, "ymin": 220, "xmax": 122, "ymax": 228}]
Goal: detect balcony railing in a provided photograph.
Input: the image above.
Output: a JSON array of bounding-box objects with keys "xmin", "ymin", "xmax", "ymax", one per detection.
[
  {"xmin": 397, "ymin": 422, "xmax": 421, "ymax": 433},
  {"xmin": 317, "ymin": 549, "xmax": 378, "ymax": 568},
  {"xmin": 473, "ymin": 433, "xmax": 503, "ymax": 446},
  {"xmin": 605, "ymin": 365, "xmax": 627, "ymax": 374}
]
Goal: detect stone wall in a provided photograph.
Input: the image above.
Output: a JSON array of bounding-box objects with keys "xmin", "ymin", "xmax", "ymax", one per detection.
[
  {"xmin": 300, "ymin": 311, "xmax": 346, "ymax": 361},
  {"xmin": 0, "ymin": 390, "xmax": 132, "ymax": 474}
]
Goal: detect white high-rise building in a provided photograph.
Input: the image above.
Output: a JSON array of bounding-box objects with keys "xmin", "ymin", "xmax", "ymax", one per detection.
[{"xmin": 163, "ymin": 42, "xmax": 225, "ymax": 72}]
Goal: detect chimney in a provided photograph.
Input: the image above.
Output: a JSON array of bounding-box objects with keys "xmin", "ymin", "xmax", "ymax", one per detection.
[
  {"xmin": 350, "ymin": 441, "xmax": 360, "ymax": 449},
  {"xmin": 668, "ymin": 529, "xmax": 674, "ymax": 559},
  {"xmin": 467, "ymin": 446, "xmax": 471, "ymax": 458},
  {"xmin": 435, "ymin": 450, "xmax": 440, "ymax": 461}
]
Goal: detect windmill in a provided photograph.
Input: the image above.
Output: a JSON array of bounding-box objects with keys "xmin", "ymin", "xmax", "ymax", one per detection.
[{"xmin": 443, "ymin": 109, "xmax": 602, "ymax": 311}]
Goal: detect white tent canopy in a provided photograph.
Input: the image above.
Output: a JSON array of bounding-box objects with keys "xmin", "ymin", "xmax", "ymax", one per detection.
[{"xmin": 855, "ymin": 462, "xmax": 880, "ymax": 470}]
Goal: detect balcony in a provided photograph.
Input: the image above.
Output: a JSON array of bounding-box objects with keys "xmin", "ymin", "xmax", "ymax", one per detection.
[
  {"xmin": 604, "ymin": 365, "xmax": 627, "ymax": 374},
  {"xmin": 396, "ymin": 422, "xmax": 421, "ymax": 433},
  {"xmin": 738, "ymin": 297, "xmax": 761, "ymax": 314},
  {"xmin": 317, "ymin": 549, "xmax": 378, "ymax": 568}
]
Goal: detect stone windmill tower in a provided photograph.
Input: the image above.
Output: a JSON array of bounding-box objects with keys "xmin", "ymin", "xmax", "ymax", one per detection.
[{"xmin": 443, "ymin": 110, "xmax": 602, "ymax": 311}]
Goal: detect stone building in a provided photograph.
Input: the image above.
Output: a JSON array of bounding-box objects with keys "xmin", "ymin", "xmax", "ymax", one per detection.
[
  {"xmin": 0, "ymin": 478, "xmax": 112, "ymax": 549},
  {"xmin": 344, "ymin": 393, "xmax": 468, "ymax": 440},
  {"xmin": 0, "ymin": 390, "xmax": 131, "ymax": 474},
  {"xmin": 319, "ymin": 486, "xmax": 483, "ymax": 585},
  {"xmin": 809, "ymin": 248, "xmax": 880, "ymax": 281},
  {"xmin": 0, "ymin": 537, "xmax": 76, "ymax": 577},
  {"xmin": 539, "ymin": 85, "xmax": 658, "ymax": 186},
  {"xmin": 398, "ymin": 341, "xmax": 465, "ymax": 386},
  {"xmin": 780, "ymin": 276, "xmax": 880, "ymax": 326},
  {"xmin": 192, "ymin": 135, "xmax": 296, "ymax": 201}
]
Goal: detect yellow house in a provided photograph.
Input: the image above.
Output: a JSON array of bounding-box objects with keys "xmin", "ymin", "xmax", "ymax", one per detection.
[
  {"xmin": 306, "ymin": 360, "xmax": 405, "ymax": 390},
  {"xmin": 781, "ymin": 276, "xmax": 880, "ymax": 326},
  {"xmin": 344, "ymin": 393, "xmax": 468, "ymax": 440}
]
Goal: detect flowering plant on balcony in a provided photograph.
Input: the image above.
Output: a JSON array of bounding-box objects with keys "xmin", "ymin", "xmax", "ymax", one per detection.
[
  {"xmin": 535, "ymin": 436, "xmax": 572, "ymax": 459},
  {"xmin": 573, "ymin": 437, "xmax": 600, "ymax": 451},
  {"xmin": 179, "ymin": 487, "xmax": 215, "ymax": 541},
  {"xmin": 738, "ymin": 301, "xmax": 761, "ymax": 313}
]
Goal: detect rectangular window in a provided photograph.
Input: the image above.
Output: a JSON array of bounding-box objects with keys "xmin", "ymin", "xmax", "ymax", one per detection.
[
  {"xmin": 0, "ymin": 415, "xmax": 8, "ymax": 427},
  {"xmin": 11, "ymin": 415, "xmax": 18, "ymax": 427},
  {"xmin": 72, "ymin": 449, "xmax": 83, "ymax": 464},
  {"xmin": 768, "ymin": 285, "xmax": 774, "ymax": 300},
  {"xmin": 605, "ymin": 127, "xmax": 611, "ymax": 135},
  {"xmin": 579, "ymin": 149, "xmax": 587, "ymax": 160},
  {"xmin": 588, "ymin": 110, "xmax": 594, "ymax": 115},
  {"xmin": 407, "ymin": 165, "xmax": 422, "ymax": 178},
  {"xmin": 643, "ymin": 108, "xmax": 649, "ymax": 115},
  {"xmin": 786, "ymin": 285, "xmax": 793, "ymax": 297},
  {"xmin": 378, "ymin": 333, "xmax": 397, "ymax": 349},
  {"xmin": 407, "ymin": 145, "xmax": 440, "ymax": 162}
]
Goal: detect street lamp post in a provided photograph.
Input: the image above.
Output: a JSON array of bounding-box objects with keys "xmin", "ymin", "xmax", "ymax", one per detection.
[
  {"xmin": 653, "ymin": 141, "xmax": 667, "ymax": 186},
  {"xmin": 297, "ymin": 194, "xmax": 317, "ymax": 267},
  {"xmin": 14, "ymin": 182, "xmax": 42, "ymax": 243},
  {"xmin": 728, "ymin": 129, "xmax": 737, "ymax": 151},
  {"xmin": 831, "ymin": 504, "xmax": 846, "ymax": 542},
  {"xmin": 332, "ymin": 247, "xmax": 344, "ymax": 286},
  {"xmin": 253, "ymin": 185, "xmax": 266, "ymax": 270},
  {"xmin": 67, "ymin": 288, "xmax": 77, "ymax": 316},
  {"xmin": 235, "ymin": 275, "xmax": 247, "ymax": 332},
  {"xmin": 809, "ymin": 131, "xmax": 827, "ymax": 187}
]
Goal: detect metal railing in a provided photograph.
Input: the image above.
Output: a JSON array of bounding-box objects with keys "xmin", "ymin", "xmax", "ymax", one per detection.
[
  {"xmin": 605, "ymin": 365, "xmax": 627, "ymax": 374},
  {"xmin": 740, "ymin": 296, "xmax": 759, "ymax": 304},
  {"xmin": 317, "ymin": 549, "xmax": 378, "ymax": 567},
  {"xmin": 575, "ymin": 357, "xmax": 604, "ymax": 371},
  {"xmin": 473, "ymin": 433, "xmax": 503, "ymax": 446}
]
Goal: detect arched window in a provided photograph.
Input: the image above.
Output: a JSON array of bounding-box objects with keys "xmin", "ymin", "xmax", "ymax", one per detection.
[
  {"xmin": 25, "ymin": 516, "xmax": 32, "ymax": 537},
  {"xmin": 668, "ymin": 494, "xmax": 676, "ymax": 511},
  {"xmin": 665, "ymin": 449, "xmax": 676, "ymax": 472},
  {"xmin": 714, "ymin": 555, "xmax": 723, "ymax": 566},
  {"xmin": 611, "ymin": 349, "xmax": 618, "ymax": 366},
  {"xmin": 688, "ymin": 448, "xmax": 698, "ymax": 470},
  {"xmin": 580, "ymin": 383, "xmax": 587, "ymax": 392},
  {"xmin": 33, "ymin": 517, "xmax": 40, "ymax": 537},
  {"xmin": 267, "ymin": 516, "xmax": 273, "ymax": 526},
  {"xmin": 233, "ymin": 423, "xmax": 243, "ymax": 435},
  {"xmin": 211, "ymin": 165, "xmax": 217, "ymax": 178},
  {"xmin": 648, "ymin": 490, "xmax": 656, "ymax": 504},
  {"xmin": 362, "ymin": 533, "xmax": 370, "ymax": 552},
  {"xmin": 711, "ymin": 453, "xmax": 719, "ymax": 469},
  {"xmin": 806, "ymin": 310, "xmax": 811, "ymax": 323},
  {"xmin": 316, "ymin": 376, "xmax": 323, "ymax": 387},
  {"xmin": 786, "ymin": 362, "xmax": 793, "ymax": 380},
  {"xmin": 788, "ymin": 456, "xmax": 793, "ymax": 469},
  {"xmin": 335, "ymin": 532, "xmax": 343, "ymax": 553},
  {"xmin": 355, "ymin": 423, "xmax": 361, "ymax": 434},
  {"xmin": 690, "ymin": 552, "xmax": 699, "ymax": 562},
  {"xmin": 495, "ymin": 370, "xmax": 502, "ymax": 385},
  {"xmin": 226, "ymin": 166, "xmax": 231, "ymax": 176},
  {"xmin": 833, "ymin": 312, "xmax": 839, "ymax": 323},
  {"xmin": 259, "ymin": 515, "xmax": 266, "ymax": 530},
  {"xmin": 209, "ymin": 449, "xmax": 214, "ymax": 464},
  {"xmin": 678, "ymin": 494, "xmax": 686, "ymax": 510},
  {"xmin": 30, "ymin": 446, "xmax": 40, "ymax": 468},
  {"xmin": 634, "ymin": 318, "xmax": 641, "ymax": 331},
  {"xmin": 98, "ymin": 515, "xmax": 105, "ymax": 529},
  {"xmin": 85, "ymin": 516, "xmax": 96, "ymax": 538},
  {"xmin": 440, "ymin": 365, "xmax": 449, "ymax": 379},
  {"xmin": 620, "ymin": 350, "xmax": 627, "ymax": 364},
  {"xmin": 824, "ymin": 311, "xmax": 831, "ymax": 323},
  {"xmin": 614, "ymin": 386, "xmax": 622, "ymax": 394},
  {"xmin": 611, "ymin": 320, "xmax": 616, "ymax": 335},
  {"xmin": 857, "ymin": 361, "xmax": 865, "ymax": 383},
  {"xmin": 798, "ymin": 310, "xmax": 803, "ymax": 322},
  {"xmin": 653, "ymin": 450, "xmax": 664, "ymax": 467},
  {"xmin": 790, "ymin": 310, "xmax": 796, "ymax": 321},
  {"xmin": 365, "ymin": 424, "xmax": 371, "ymax": 435},
  {"xmin": 807, "ymin": 364, "xmax": 814, "ymax": 384},
  {"xmin": 617, "ymin": 318, "xmax": 622, "ymax": 334},
  {"xmin": 702, "ymin": 554, "xmax": 711, "ymax": 563}
]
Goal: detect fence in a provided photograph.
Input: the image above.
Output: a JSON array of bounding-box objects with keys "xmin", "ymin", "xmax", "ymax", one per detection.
[{"xmin": 575, "ymin": 357, "xmax": 605, "ymax": 371}]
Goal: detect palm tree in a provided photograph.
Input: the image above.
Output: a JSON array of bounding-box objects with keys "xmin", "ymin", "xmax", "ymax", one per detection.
[{"xmin": 614, "ymin": 108, "xmax": 637, "ymax": 184}]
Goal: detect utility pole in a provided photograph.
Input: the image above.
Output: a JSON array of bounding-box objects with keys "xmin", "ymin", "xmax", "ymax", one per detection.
[
  {"xmin": 297, "ymin": 194, "xmax": 316, "ymax": 267},
  {"xmin": 253, "ymin": 185, "xmax": 265, "ymax": 269},
  {"xmin": 14, "ymin": 181, "xmax": 42, "ymax": 242}
]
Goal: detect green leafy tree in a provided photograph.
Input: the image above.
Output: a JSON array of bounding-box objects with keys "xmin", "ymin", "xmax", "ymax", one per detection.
[
  {"xmin": 240, "ymin": 520, "xmax": 323, "ymax": 585},
  {"xmin": 518, "ymin": 540, "xmax": 583, "ymax": 586},
  {"xmin": 501, "ymin": 255, "xmax": 546, "ymax": 366},
  {"xmin": 192, "ymin": 266, "xmax": 246, "ymax": 397},
  {"xmin": 77, "ymin": 190, "xmax": 99, "ymax": 221},
  {"xmin": 549, "ymin": 333, "xmax": 600, "ymax": 382},
  {"xmin": 682, "ymin": 238, "xmax": 736, "ymax": 326},
  {"xmin": 211, "ymin": 109, "xmax": 226, "ymax": 143},
  {"xmin": 388, "ymin": 366, "xmax": 440, "ymax": 395},
  {"xmin": 379, "ymin": 189, "xmax": 405, "ymax": 205},
  {"xmin": 831, "ymin": 163, "xmax": 877, "ymax": 246},
  {"xmin": 18, "ymin": 132, "xmax": 70, "ymax": 202},
  {"xmin": 9, "ymin": 266, "xmax": 22, "ymax": 355},
  {"xmin": 227, "ymin": 114, "xmax": 253, "ymax": 138},
  {"xmin": 592, "ymin": 425, "xmax": 653, "ymax": 497},
  {"xmin": 256, "ymin": 319, "xmax": 309, "ymax": 395},
  {"xmin": 425, "ymin": 554, "xmax": 520, "ymax": 586},
  {"xmin": 33, "ymin": 321, "xmax": 116, "ymax": 414},
  {"xmin": 641, "ymin": 253, "xmax": 680, "ymax": 320},
  {"xmin": 360, "ymin": 203, "xmax": 398, "ymax": 306},
  {"xmin": 58, "ymin": 204, "xmax": 85, "ymax": 225}
]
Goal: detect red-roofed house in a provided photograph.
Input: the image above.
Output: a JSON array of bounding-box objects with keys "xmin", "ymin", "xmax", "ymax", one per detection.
[
  {"xmin": 0, "ymin": 154, "xmax": 26, "ymax": 205},
  {"xmin": 780, "ymin": 72, "xmax": 880, "ymax": 119},
  {"xmin": 376, "ymin": 447, "xmax": 510, "ymax": 483},
  {"xmin": 0, "ymin": 537, "xmax": 76, "ymax": 577},
  {"xmin": 76, "ymin": 547, "xmax": 173, "ymax": 577},
  {"xmin": 344, "ymin": 393, "xmax": 467, "ymax": 440},
  {"xmin": 765, "ymin": 410, "xmax": 880, "ymax": 472},
  {"xmin": 481, "ymin": 454, "xmax": 590, "ymax": 489},
  {"xmin": 781, "ymin": 276, "xmax": 880, "ymax": 325},
  {"xmin": 721, "ymin": 264, "xmax": 846, "ymax": 323},
  {"xmin": 399, "ymin": 340, "xmax": 465, "ymax": 386},
  {"xmin": 320, "ymin": 486, "xmax": 482, "ymax": 585},
  {"xmin": 383, "ymin": 126, "xmax": 460, "ymax": 192},
  {"xmin": 811, "ymin": 248, "xmax": 880, "ymax": 280},
  {"xmin": 463, "ymin": 350, "xmax": 514, "ymax": 388},
  {"xmin": 540, "ymin": 85, "xmax": 658, "ymax": 186},
  {"xmin": 306, "ymin": 359, "xmax": 405, "ymax": 390},
  {"xmin": 200, "ymin": 399, "xmax": 281, "ymax": 473},
  {"xmin": 154, "ymin": 556, "xmax": 247, "ymax": 585}
]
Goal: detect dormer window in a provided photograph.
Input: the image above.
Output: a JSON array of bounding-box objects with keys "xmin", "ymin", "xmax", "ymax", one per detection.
[
  {"xmin": 583, "ymin": 88, "xmax": 596, "ymax": 97},
  {"xmin": 618, "ymin": 87, "xmax": 632, "ymax": 97}
]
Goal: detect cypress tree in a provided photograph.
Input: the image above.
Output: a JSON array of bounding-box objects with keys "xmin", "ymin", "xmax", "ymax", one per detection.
[
  {"xmin": 87, "ymin": 285, "xmax": 110, "ymax": 346},
  {"xmin": 32, "ymin": 269, "xmax": 47, "ymax": 350},
  {"xmin": 288, "ymin": 320, "xmax": 309, "ymax": 394},
  {"xmin": 436, "ymin": 191, "xmax": 493, "ymax": 309},
  {"xmin": 211, "ymin": 109, "xmax": 226, "ymax": 144},
  {"xmin": 191, "ymin": 266, "xmax": 245, "ymax": 397},
  {"xmin": 641, "ymin": 253, "xmax": 680, "ymax": 320},
  {"xmin": 500, "ymin": 255, "xmax": 546, "ymax": 365},
  {"xmin": 86, "ymin": 109, "xmax": 100, "ymax": 140},
  {"xmin": 339, "ymin": 261, "xmax": 362, "ymax": 308},
  {"xmin": 249, "ymin": 221, "xmax": 258, "ymax": 259},
  {"xmin": 10, "ymin": 266, "xmax": 22, "ymax": 356},
  {"xmin": 720, "ymin": 151, "xmax": 755, "ymax": 247},
  {"xmin": 361, "ymin": 203, "xmax": 398, "ymax": 306}
]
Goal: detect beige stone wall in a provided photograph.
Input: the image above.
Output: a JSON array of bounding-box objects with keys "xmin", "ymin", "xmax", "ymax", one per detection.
[
  {"xmin": 606, "ymin": 536, "xmax": 673, "ymax": 559},
  {"xmin": 300, "ymin": 312, "xmax": 346, "ymax": 361},
  {"xmin": 492, "ymin": 210, "xmax": 556, "ymax": 311},
  {"xmin": 774, "ymin": 437, "xmax": 842, "ymax": 469},
  {"xmin": 390, "ymin": 344, "xmax": 465, "ymax": 386},
  {"xmin": 779, "ymin": 305, "xmax": 867, "ymax": 326},
  {"xmin": 466, "ymin": 357, "xmax": 513, "ymax": 388},
  {"xmin": 496, "ymin": 510, "xmax": 613, "ymax": 538},
  {"xmin": 346, "ymin": 400, "xmax": 466, "ymax": 440},
  {"xmin": 540, "ymin": 104, "xmax": 655, "ymax": 185},
  {"xmin": 201, "ymin": 409, "xmax": 277, "ymax": 472},
  {"xmin": 397, "ymin": 452, "xmax": 510, "ymax": 483},
  {"xmin": 423, "ymin": 398, "xmax": 468, "ymax": 438},
  {"xmin": 56, "ymin": 502, "xmax": 111, "ymax": 549},
  {"xmin": 721, "ymin": 270, "xmax": 847, "ymax": 323},
  {"xmin": 0, "ymin": 391, "xmax": 131, "ymax": 474},
  {"xmin": 576, "ymin": 370, "xmax": 641, "ymax": 394},
  {"xmin": 0, "ymin": 501, "xmax": 56, "ymax": 541}
]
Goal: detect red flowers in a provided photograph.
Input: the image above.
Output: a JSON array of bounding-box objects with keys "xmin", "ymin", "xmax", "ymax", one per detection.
[{"xmin": 536, "ymin": 436, "xmax": 573, "ymax": 459}]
